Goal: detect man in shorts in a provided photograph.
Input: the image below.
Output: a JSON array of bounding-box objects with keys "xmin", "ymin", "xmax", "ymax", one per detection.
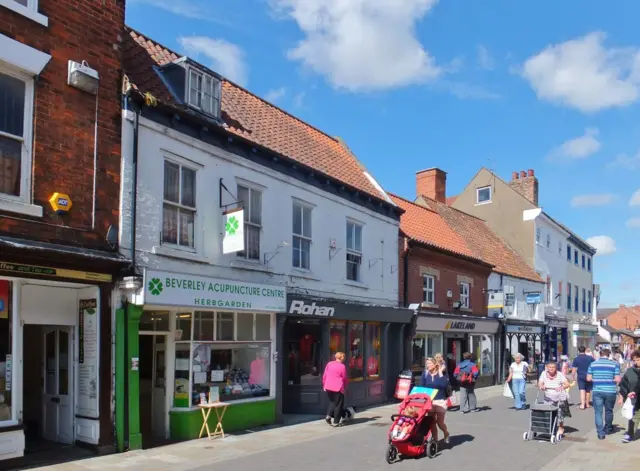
[{"xmin": 572, "ymin": 346, "xmax": 595, "ymax": 409}]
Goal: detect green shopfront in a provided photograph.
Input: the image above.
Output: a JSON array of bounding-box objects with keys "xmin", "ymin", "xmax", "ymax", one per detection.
[{"xmin": 116, "ymin": 269, "xmax": 285, "ymax": 450}]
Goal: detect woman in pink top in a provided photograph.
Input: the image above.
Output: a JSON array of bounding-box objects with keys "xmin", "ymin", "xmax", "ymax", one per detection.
[{"xmin": 323, "ymin": 352, "xmax": 348, "ymax": 426}]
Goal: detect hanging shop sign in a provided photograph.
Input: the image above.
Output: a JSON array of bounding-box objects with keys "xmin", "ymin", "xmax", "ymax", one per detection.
[
  {"xmin": 526, "ymin": 292, "xmax": 542, "ymax": 305},
  {"xmin": 506, "ymin": 325, "xmax": 544, "ymax": 334},
  {"xmin": 77, "ymin": 298, "xmax": 99, "ymax": 418},
  {"xmin": 222, "ymin": 208, "xmax": 245, "ymax": 254},
  {"xmin": 144, "ymin": 269, "xmax": 286, "ymax": 312},
  {"xmin": 416, "ymin": 315, "xmax": 499, "ymax": 334},
  {"xmin": 0, "ymin": 260, "xmax": 112, "ymax": 282},
  {"xmin": 572, "ymin": 323, "xmax": 598, "ymax": 333},
  {"xmin": 487, "ymin": 292, "xmax": 504, "ymax": 309}
]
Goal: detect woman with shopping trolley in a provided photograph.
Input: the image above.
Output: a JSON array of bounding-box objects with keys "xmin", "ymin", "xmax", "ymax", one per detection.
[{"xmin": 538, "ymin": 361, "xmax": 571, "ymax": 438}]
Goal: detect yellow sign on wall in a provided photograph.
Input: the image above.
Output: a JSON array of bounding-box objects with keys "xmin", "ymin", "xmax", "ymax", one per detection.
[{"xmin": 49, "ymin": 192, "xmax": 73, "ymax": 214}]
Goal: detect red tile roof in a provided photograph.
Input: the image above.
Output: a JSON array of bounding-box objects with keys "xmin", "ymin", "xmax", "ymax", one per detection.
[
  {"xmin": 420, "ymin": 196, "xmax": 543, "ymax": 283},
  {"xmin": 123, "ymin": 28, "xmax": 389, "ymax": 202},
  {"xmin": 389, "ymin": 194, "xmax": 486, "ymax": 264}
]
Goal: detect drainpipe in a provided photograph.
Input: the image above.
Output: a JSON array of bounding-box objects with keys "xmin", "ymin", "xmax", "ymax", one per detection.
[
  {"xmin": 402, "ymin": 240, "xmax": 412, "ymax": 308},
  {"xmin": 130, "ymin": 102, "xmax": 140, "ymax": 271}
]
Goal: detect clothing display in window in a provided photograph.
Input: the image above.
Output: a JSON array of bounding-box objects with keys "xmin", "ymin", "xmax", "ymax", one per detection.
[
  {"xmin": 249, "ymin": 356, "xmax": 267, "ymax": 387},
  {"xmin": 367, "ymin": 355, "xmax": 379, "ymax": 377},
  {"xmin": 299, "ymin": 334, "xmax": 314, "ymax": 362}
]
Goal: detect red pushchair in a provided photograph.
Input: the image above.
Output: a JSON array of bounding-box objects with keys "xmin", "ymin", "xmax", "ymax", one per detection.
[{"xmin": 386, "ymin": 393, "xmax": 437, "ymax": 463}]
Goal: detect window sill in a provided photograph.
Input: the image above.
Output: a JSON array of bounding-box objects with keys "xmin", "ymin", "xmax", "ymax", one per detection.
[
  {"xmin": 459, "ymin": 307, "xmax": 472, "ymax": 312},
  {"xmin": 290, "ymin": 268, "xmax": 320, "ymax": 281},
  {"xmin": 152, "ymin": 245, "xmax": 209, "ymax": 264},
  {"xmin": 421, "ymin": 302, "xmax": 439, "ymax": 309},
  {"xmin": 474, "ymin": 200, "xmax": 492, "ymax": 206},
  {"xmin": 0, "ymin": 0, "xmax": 48, "ymax": 27},
  {"xmin": 0, "ymin": 198, "xmax": 43, "ymax": 217},
  {"xmin": 344, "ymin": 279, "xmax": 368, "ymax": 289}
]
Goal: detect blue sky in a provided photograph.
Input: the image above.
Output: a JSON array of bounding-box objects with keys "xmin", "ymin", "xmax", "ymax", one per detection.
[{"xmin": 126, "ymin": 0, "xmax": 640, "ymax": 307}]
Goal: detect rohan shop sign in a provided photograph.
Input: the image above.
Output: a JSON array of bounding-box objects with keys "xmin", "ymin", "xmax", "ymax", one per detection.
[{"xmin": 143, "ymin": 269, "xmax": 286, "ymax": 312}]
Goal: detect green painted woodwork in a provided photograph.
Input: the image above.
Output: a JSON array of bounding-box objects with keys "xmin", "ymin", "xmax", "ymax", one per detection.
[
  {"xmin": 115, "ymin": 308, "xmax": 125, "ymax": 452},
  {"xmin": 169, "ymin": 399, "xmax": 276, "ymax": 440},
  {"xmin": 127, "ymin": 304, "xmax": 143, "ymax": 450}
]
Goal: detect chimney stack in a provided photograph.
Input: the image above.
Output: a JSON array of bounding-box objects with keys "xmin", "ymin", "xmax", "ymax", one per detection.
[
  {"xmin": 508, "ymin": 169, "xmax": 539, "ymax": 206},
  {"xmin": 416, "ymin": 168, "xmax": 447, "ymax": 204}
]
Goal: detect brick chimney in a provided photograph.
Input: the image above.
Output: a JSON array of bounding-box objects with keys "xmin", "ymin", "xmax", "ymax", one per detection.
[
  {"xmin": 508, "ymin": 169, "xmax": 539, "ymax": 206},
  {"xmin": 416, "ymin": 168, "xmax": 447, "ymax": 203}
]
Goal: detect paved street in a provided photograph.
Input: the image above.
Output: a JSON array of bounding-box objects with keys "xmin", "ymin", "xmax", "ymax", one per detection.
[{"xmin": 30, "ymin": 385, "xmax": 639, "ymax": 471}]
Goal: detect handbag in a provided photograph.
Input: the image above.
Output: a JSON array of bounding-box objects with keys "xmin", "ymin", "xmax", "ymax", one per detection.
[{"xmin": 621, "ymin": 398, "xmax": 635, "ymax": 420}]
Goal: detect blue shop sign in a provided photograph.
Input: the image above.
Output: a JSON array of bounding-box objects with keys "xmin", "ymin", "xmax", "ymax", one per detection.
[{"xmin": 526, "ymin": 292, "xmax": 542, "ymax": 304}]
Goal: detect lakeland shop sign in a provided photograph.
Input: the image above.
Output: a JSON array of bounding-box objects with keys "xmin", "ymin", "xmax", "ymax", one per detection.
[{"xmin": 144, "ymin": 269, "xmax": 286, "ymax": 312}]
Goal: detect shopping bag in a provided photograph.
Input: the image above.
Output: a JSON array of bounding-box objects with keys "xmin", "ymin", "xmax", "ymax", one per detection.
[
  {"xmin": 621, "ymin": 398, "xmax": 635, "ymax": 420},
  {"xmin": 447, "ymin": 391, "xmax": 458, "ymax": 408},
  {"xmin": 503, "ymin": 382, "xmax": 514, "ymax": 399},
  {"xmin": 410, "ymin": 386, "xmax": 439, "ymax": 400}
]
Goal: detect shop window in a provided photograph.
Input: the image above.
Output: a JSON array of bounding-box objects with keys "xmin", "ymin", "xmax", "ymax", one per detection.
[
  {"xmin": 470, "ymin": 334, "xmax": 494, "ymax": 376},
  {"xmin": 193, "ymin": 311, "xmax": 214, "ymax": 341},
  {"xmin": 174, "ymin": 343, "xmax": 190, "ymax": 407},
  {"xmin": 422, "ymin": 275, "xmax": 435, "ymax": 304},
  {"xmin": 176, "ymin": 312, "xmax": 192, "ymax": 341},
  {"xmin": 329, "ymin": 320, "xmax": 346, "ymax": 358},
  {"xmin": 292, "ymin": 200, "xmax": 312, "ymax": 270},
  {"xmin": 236, "ymin": 312, "xmax": 254, "ymax": 341},
  {"xmin": 425, "ymin": 333, "xmax": 443, "ymax": 359},
  {"xmin": 284, "ymin": 319, "xmax": 322, "ymax": 386},
  {"xmin": 460, "ymin": 282, "xmax": 470, "ymax": 309},
  {"xmin": 255, "ymin": 314, "xmax": 271, "ymax": 341},
  {"xmin": 366, "ymin": 322, "xmax": 381, "ymax": 379},
  {"xmin": 237, "ymin": 185, "xmax": 262, "ymax": 260},
  {"xmin": 346, "ymin": 220, "xmax": 363, "ymax": 281},
  {"xmin": 216, "ymin": 312, "xmax": 234, "ymax": 341},
  {"xmin": 412, "ymin": 335, "xmax": 426, "ymax": 372},
  {"xmin": 163, "ymin": 160, "xmax": 196, "ymax": 248},
  {"xmin": 140, "ymin": 310, "xmax": 171, "ymax": 332},
  {"xmin": 0, "ymin": 280, "xmax": 12, "ymax": 422},
  {"xmin": 348, "ymin": 321, "xmax": 364, "ymax": 380}
]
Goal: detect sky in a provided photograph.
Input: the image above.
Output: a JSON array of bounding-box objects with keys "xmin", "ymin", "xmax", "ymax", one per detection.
[{"xmin": 126, "ymin": 0, "xmax": 640, "ymax": 308}]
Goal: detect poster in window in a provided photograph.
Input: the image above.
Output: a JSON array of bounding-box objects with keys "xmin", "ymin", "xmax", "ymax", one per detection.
[
  {"xmin": 366, "ymin": 322, "xmax": 381, "ymax": 378},
  {"xmin": 77, "ymin": 299, "xmax": 99, "ymax": 418},
  {"xmin": 329, "ymin": 321, "xmax": 346, "ymax": 358}
]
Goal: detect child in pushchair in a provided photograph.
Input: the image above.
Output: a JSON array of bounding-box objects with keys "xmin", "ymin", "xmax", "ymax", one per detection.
[{"xmin": 386, "ymin": 393, "xmax": 437, "ymax": 463}]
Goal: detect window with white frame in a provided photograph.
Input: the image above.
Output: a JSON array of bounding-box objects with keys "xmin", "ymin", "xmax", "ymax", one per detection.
[
  {"xmin": 187, "ymin": 67, "xmax": 221, "ymax": 117},
  {"xmin": 0, "ymin": 69, "xmax": 33, "ymax": 202},
  {"xmin": 292, "ymin": 200, "xmax": 312, "ymax": 269},
  {"xmin": 536, "ymin": 227, "xmax": 541, "ymax": 244},
  {"xmin": 422, "ymin": 275, "xmax": 435, "ymax": 304},
  {"xmin": 546, "ymin": 233, "xmax": 551, "ymax": 249},
  {"xmin": 476, "ymin": 186, "xmax": 491, "ymax": 204},
  {"xmin": 346, "ymin": 220, "xmax": 363, "ymax": 281},
  {"xmin": 460, "ymin": 282, "xmax": 470, "ymax": 309},
  {"xmin": 163, "ymin": 160, "xmax": 196, "ymax": 248},
  {"xmin": 237, "ymin": 185, "xmax": 262, "ymax": 260}
]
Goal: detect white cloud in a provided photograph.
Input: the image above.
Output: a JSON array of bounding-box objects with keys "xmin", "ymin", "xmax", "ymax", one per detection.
[
  {"xmin": 270, "ymin": 0, "xmax": 442, "ymax": 91},
  {"xmin": 293, "ymin": 91, "xmax": 305, "ymax": 108},
  {"xmin": 630, "ymin": 189, "xmax": 640, "ymax": 207},
  {"xmin": 521, "ymin": 32, "xmax": 640, "ymax": 113},
  {"xmin": 609, "ymin": 149, "xmax": 640, "ymax": 170},
  {"xmin": 265, "ymin": 87, "xmax": 287, "ymax": 103},
  {"xmin": 570, "ymin": 193, "xmax": 615, "ymax": 207},
  {"xmin": 178, "ymin": 36, "xmax": 248, "ymax": 86},
  {"xmin": 626, "ymin": 217, "xmax": 640, "ymax": 228},
  {"xmin": 477, "ymin": 45, "xmax": 495, "ymax": 70},
  {"xmin": 549, "ymin": 128, "xmax": 601, "ymax": 160},
  {"xmin": 586, "ymin": 235, "xmax": 617, "ymax": 256}
]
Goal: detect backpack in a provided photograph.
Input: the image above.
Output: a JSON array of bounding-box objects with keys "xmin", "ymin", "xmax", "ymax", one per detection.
[{"xmin": 459, "ymin": 364, "xmax": 476, "ymax": 384}]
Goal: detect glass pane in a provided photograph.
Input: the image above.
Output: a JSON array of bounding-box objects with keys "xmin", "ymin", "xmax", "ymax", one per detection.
[
  {"xmin": 425, "ymin": 333, "xmax": 442, "ymax": 358},
  {"xmin": 0, "ymin": 136, "xmax": 21, "ymax": 196},
  {"xmin": 354, "ymin": 224, "xmax": 362, "ymax": 252},
  {"xmin": 163, "ymin": 161, "xmax": 179, "ymax": 202},
  {"xmin": 175, "ymin": 313, "xmax": 192, "ymax": 341},
  {"xmin": 366, "ymin": 323, "xmax": 381, "ymax": 378},
  {"xmin": 292, "ymin": 236, "xmax": 301, "ymax": 268},
  {"xmin": 162, "ymin": 204, "xmax": 178, "ymax": 244},
  {"xmin": 301, "ymin": 239, "xmax": 310, "ymax": 269},
  {"xmin": 346, "ymin": 222, "xmax": 353, "ymax": 250},
  {"xmin": 292, "ymin": 203, "xmax": 302, "ymax": 236},
  {"xmin": 191, "ymin": 343, "xmax": 271, "ymax": 405},
  {"xmin": 45, "ymin": 331, "xmax": 56, "ymax": 395},
  {"xmin": 237, "ymin": 186, "xmax": 249, "ymax": 215},
  {"xmin": 181, "ymin": 167, "xmax": 196, "ymax": 207},
  {"xmin": 411, "ymin": 334, "xmax": 426, "ymax": 372},
  {"xmin": 471, "ymin": 335, "xmax": 494, "ymax": 376},
  {"xmin": 178, "ymin": 209, "xmax": 195, "ymax": 248},
  {"xmin": 245, "ymin": 224, "xmax": 260, "ymax": 260},
  {"xmin": 0, "ymin": 72, "xmax": 25, "ymax": 137},
  {"xmin": 194, "ymin": 311, "xmax": 214, "ymax": 341},
  {"xmin": 329, "ymin": 321, "xmax": 346, "ymax": 358},
  {"xmin": 250, "ymin": 189, "xmax": 262, "ymax": 225},
  {"xmin": 348, "ymin": 322, "xmax": 364, "ymax": 379},
  {"xmin": 15, "ymin": 0, "xmax": 28, "ymax": 6},
  {"xmin": 58, "ymin": 330, "xmax": 69, "ymax": 395},
  {"xmin": 302, "ymin": 206, "xmax": 312, "ymax": 238},
  {"xmin": 0, "ymin": 280, "xmax": 12, "ymax": 421},
  {"xmin": 255, "ymin": 314, "xmax": 270, "ymax": 341},
  {"xmin": 236, "ymin": 313, "xmax": 253, "ymax": 341},
  {"xmin": 216, "ymin": 312, "xmax": 234, "ymax": 341},
  {"xmin": 284, "ymin": 319, "xmax": 322, "ymax": 386},
  {"xmin": 140, "ymin": 311, "xmax": 170, "ymax": 331},
  {"xmin": 173, "ymin": 343, "xmax": 190, "ymax": 407},
  {"xmin": 202, "ymin": 75, "xmax": 212, "ymax": 113}
]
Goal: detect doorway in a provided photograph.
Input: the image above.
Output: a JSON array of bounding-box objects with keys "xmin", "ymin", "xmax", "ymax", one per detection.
[{"xmin": 139, "ymin": 333, "xmax": 167, "ymax": 448}]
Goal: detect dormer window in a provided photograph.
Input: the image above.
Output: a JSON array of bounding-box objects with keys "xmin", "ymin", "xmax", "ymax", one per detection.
[{"xmin": 187, "ymin": 67, "xmax": 221, "ymax": 117}]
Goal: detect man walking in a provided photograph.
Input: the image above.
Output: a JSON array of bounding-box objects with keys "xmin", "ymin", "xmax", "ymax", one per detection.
[
  {"xmin": 454, "ymin": 352, "xmax": 479, "ymax": 413},
  {"xmin": 572, "ymin": 346, "xmax": 595, "ymax": 409},
  {"xmin": 587, "ymin": 348, "xmax": 621, "ymax": 439}
]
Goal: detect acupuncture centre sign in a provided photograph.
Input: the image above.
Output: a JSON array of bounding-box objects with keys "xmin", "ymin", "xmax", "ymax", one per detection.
[{"xmin": 144, "ymin": 269, "xmax": 286, "ymax": 312}]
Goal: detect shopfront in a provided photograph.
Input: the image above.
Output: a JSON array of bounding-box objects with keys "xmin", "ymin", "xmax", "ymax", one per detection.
[
  {"xmin": 276, "ymin": 295, "xmax": 413, "ymax": 417},
  {"xmin": 544, "ymin": 317, "xmax": 569, "ymax": 362},
  {"xmin": 571, "ymin": 323, "xmax": 597, "ymax": 355},
  {"xmin": 504, "ymin": 323, "xmax": 544, "ymax": 367},
  {"xmin": 414, "ymin": 314, "xmax": 500, "ymax": 388},
  {"xmin": 118, "ymin": 269, "xmax": 285, "ymax": 448}
]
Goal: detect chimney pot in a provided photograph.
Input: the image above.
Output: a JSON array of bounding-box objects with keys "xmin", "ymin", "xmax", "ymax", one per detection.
[
  {"xmin": 416, "ymin": 168, "xmax": 447, "ymax": 204},
  {"xmin": 528, "ymin": 169, "xmax": 534, "ymax": 177},
  {"xmin": 520, "ymin": 170, "xmax": 527, "ymax": 178},
  {"xmin": 511, "ymin": 171, "xmax": 518, "ymax": 181}
]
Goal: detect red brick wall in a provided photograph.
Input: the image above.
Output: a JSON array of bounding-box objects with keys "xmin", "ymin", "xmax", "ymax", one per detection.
[
  {"xmin": 399, "ymin": 238, "xmax": 490, "ymax": 317},
  {"xmin": 607, "ymin": 306, "xmax": 640, "ymax": 332},
  {"xmin": 0, "ymin": 0, "xmax": 125, "ymax": 249}
]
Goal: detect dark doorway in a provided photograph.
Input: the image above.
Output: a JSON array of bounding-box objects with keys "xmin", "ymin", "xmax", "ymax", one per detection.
[{"xmin": 139, "ymin": 335, "xmax": 154, "ymax": 448}]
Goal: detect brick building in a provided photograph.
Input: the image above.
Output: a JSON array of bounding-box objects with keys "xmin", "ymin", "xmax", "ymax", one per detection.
[
  {"xmin": 598, "ymin": 306, "xmax": 640, "ymax": 350},
  {"xmin": 0, "ymin": 0, "xmax": 128, "ymax": 462}
]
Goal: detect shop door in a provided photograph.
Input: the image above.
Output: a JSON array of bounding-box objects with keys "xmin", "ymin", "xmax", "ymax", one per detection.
[
  {"xmin": 42, "ymin": 327, "xmax": 74, "ymax": 444},
  {"xmin": 152, "ymin": 336, "xmax": 167, "ymax": 439}
]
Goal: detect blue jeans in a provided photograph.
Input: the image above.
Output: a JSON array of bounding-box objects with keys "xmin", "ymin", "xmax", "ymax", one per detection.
[
  {"xmin": 512, "ymin": 379, "xmax": 526, "ymax": 409},
  {"xmin": 592, "ymin": 391, "xmax": 616, "ymax": 436}
]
